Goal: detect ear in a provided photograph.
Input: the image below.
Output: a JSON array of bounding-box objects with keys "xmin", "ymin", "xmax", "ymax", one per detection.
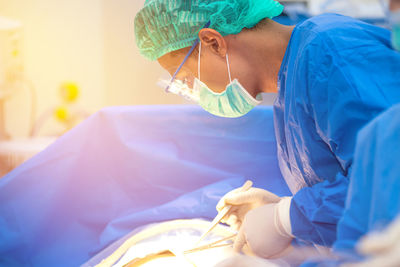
[{"xmin": 198, "ymin": 28, "xmax": 227, "ymax": 58}]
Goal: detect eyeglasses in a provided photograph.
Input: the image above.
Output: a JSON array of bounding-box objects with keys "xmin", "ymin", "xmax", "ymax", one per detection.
[{"xmin": 157, "ymin": 21, "xmax": 211, "ymax": 102}]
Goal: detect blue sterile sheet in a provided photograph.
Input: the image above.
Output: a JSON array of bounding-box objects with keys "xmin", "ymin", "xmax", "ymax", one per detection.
[{"xmin": 0, "ymin": 105, "xmax": 290, "ymax": 267}]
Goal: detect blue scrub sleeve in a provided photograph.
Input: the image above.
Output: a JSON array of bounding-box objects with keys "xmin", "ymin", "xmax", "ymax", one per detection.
[{"xmin": 291, "ymin": 171, "xmax": 349, "ymax": 246}]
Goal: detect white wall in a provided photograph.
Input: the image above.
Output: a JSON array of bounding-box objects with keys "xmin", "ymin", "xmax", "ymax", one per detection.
[
  {"xmin": 102, "ymin": 0, "xmax": 187, "ymax": 106},
  {"xmin": 0, "ymin": 0, "xmax": 189, "ymax": 138},
  {"xmin": 308, "ymin": 0, "xmax": 385, "ymax": 17},
  {"xmin": 0, "ymin": 0, "xmax": 106, "ymax": 137}
]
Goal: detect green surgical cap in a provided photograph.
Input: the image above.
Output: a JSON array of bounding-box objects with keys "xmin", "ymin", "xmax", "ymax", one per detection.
[{"xmin": 134, "ymin": 0, "xmax": 284, "ymax": 60}]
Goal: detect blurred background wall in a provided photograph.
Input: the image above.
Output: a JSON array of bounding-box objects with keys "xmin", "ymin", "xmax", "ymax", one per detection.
[
  {"xmin": 103, "ymin": 0, "xmax": 187, "ymax": 107},
  {"xmin": 0, "ymin": 0, "xmax": 186, "ymax": 139},
  {"xmin": 0, "ymin": 0, "xmax": 105, "ymax": 137}
]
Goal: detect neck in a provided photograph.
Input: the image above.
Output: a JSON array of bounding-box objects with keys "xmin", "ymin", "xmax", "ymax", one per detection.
[{"xmin": 243, "ymin": 20, "xmax": 294, "ymax": 94}]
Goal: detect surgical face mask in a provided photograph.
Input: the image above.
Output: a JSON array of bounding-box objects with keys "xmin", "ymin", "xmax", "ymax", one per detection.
[
  {"xmin": 390, "ymin": 10, "xmax": 400, "ymax": 51},
  {"xmin": 195, "ymin": 42, "xmax": 262, "ymax": 118}
]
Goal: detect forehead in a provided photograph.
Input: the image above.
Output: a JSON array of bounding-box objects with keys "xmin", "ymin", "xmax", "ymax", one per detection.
[{"xmin": 157, "ymin": 53, "xmax": 180, "ymax": 73}]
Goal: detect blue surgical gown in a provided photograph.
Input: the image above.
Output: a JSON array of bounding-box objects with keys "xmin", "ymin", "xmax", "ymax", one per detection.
[
  {"xmin": 274, "ymin": 14, "xmax": 400, "ymax": 246},
  {"xmin": 301, "ymin": 104, "xmax": 400, "ymax": 267},
  {"xmin": 334, "ymin": 103, "xmax": 400, "ymax": 252}
]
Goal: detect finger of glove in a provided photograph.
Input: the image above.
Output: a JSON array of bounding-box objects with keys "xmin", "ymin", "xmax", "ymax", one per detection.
[
  {"xmin": 360, "ymin": 243, "xmax": 400, "ymax": 267},
  {"xmin": 359, "ymin": 220, "xmax": 400, "ymax": 254},
  {"xmin": 216, "ymin": 197, "xmax": 227, "ymax": 212},
  {"xmin": 359, "ymin": 233, "xmax": 391, "ymax": 255},
  {"xmin": 221, "ymin": 209, "xmax": 239, "ymax": 224},
  {"xmin": 254, "ymin": 189, "xmax": 281, "ymax": 203},
  {"xmin": 233, "ymin": 226, "xmax": 246, "ymax": 252},
  {"xmin": 224, "ymin": 189, "xmax": 277, "ymax": 206},
  {"xmin": 220, "ymin": 204, "xmax": 242, "ymax": 222},
  {"xmin": 231, "ymin": 220, "xmax": 242, "ymax": 231},
  {"xmin": 235, "ymin": 205, "xmax": 252, "ymax": 223},
  {"xmin": 221, "ymin": 206, "xmax": 252, "ymax": 225},
  {"xmin": 216, "ymin": 189, "xmax": 241, "ymax": 212},
  {"xmin": 225, "ymin": 214, "xmax": 238, "ymax": 227}
]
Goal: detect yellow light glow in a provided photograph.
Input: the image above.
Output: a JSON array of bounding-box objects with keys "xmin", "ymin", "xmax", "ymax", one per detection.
[
  {"xmin": 54, "ymin": 106, "xmax": 69, "ymax": 122},
  {"xmin": 115, "ymin": 233, "xmax": 234, "ymax": 267},
  {"xmin": 96, "ymin": 219, "xmax": 236, "ymax": 267},
  {"xmin": 60, "ymin": 81, "xmax": 80, "ymax": 103}
]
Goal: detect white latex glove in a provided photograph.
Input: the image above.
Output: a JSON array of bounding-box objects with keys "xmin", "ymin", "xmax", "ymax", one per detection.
[
  {"xmin": 214, "ymin": 254, "xmax": 283, "ymax": 267},
  {"xmin": 216, "ymin": 186, "xmax": 281, "ymax": 230},
  {"xmin": 344, "ymin": 216, "xmax": 400, "ymax": 267},
  {"xmin": 234, "ymin": 201, "xmax": 294, "ymax": 259}
]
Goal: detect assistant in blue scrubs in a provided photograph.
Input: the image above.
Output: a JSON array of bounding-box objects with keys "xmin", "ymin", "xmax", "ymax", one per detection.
[
  {"xmin": 334, "ymin": 103, "xmax": 400, "ymax": 252},
  {"xmin": 301, "ymin": 104, "xmax": 400, "ymax": 266},
  {"xmin": 274, "ymin": 13, "xmax": 400, "ymax": 246}
]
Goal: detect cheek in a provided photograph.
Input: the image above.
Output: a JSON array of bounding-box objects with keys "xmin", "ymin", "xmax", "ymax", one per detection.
[{"xmin": 200, "ymin": 56, "xmax": 231, "ymax": 93}]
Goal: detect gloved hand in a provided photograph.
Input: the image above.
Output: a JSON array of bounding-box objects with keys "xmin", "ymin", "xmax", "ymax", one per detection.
[
  {"xmin": 214, "ymin": 254, "xmax": 283, "ymax": 267},
  {"xmin": 234, "ymin": 201, "xmax": 294, "ymax": 259},
  {"xmin": 344, "ymin": 215, "xmax": 400, "ymax": 267},
  {"xmin": 216, "ymin": 186, "xmax": 281, "ymax": 230}
]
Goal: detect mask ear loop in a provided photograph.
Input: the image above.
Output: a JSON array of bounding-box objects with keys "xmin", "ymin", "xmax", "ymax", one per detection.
[
  {"xmin": 198, "ymin": 42, "xmax": 202, "ymax": 81},
  {"xmin": 226, "ymin": 53, "xmax": 232, "ymax": 83}
]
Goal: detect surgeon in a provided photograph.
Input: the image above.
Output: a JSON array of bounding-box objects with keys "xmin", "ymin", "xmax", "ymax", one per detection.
[
  {"xmin": 134, "ymin": 0, "xmax": 400, "ymax": 259},
  {"xmin": 332, "ymin": 103, "xmax": 400, "ymax": 265}
]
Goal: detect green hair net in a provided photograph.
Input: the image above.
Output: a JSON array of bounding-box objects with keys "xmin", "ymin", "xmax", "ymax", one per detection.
[{"xmin": 134, "ymin": 0, "xmax": 284, "ymax": 60}]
